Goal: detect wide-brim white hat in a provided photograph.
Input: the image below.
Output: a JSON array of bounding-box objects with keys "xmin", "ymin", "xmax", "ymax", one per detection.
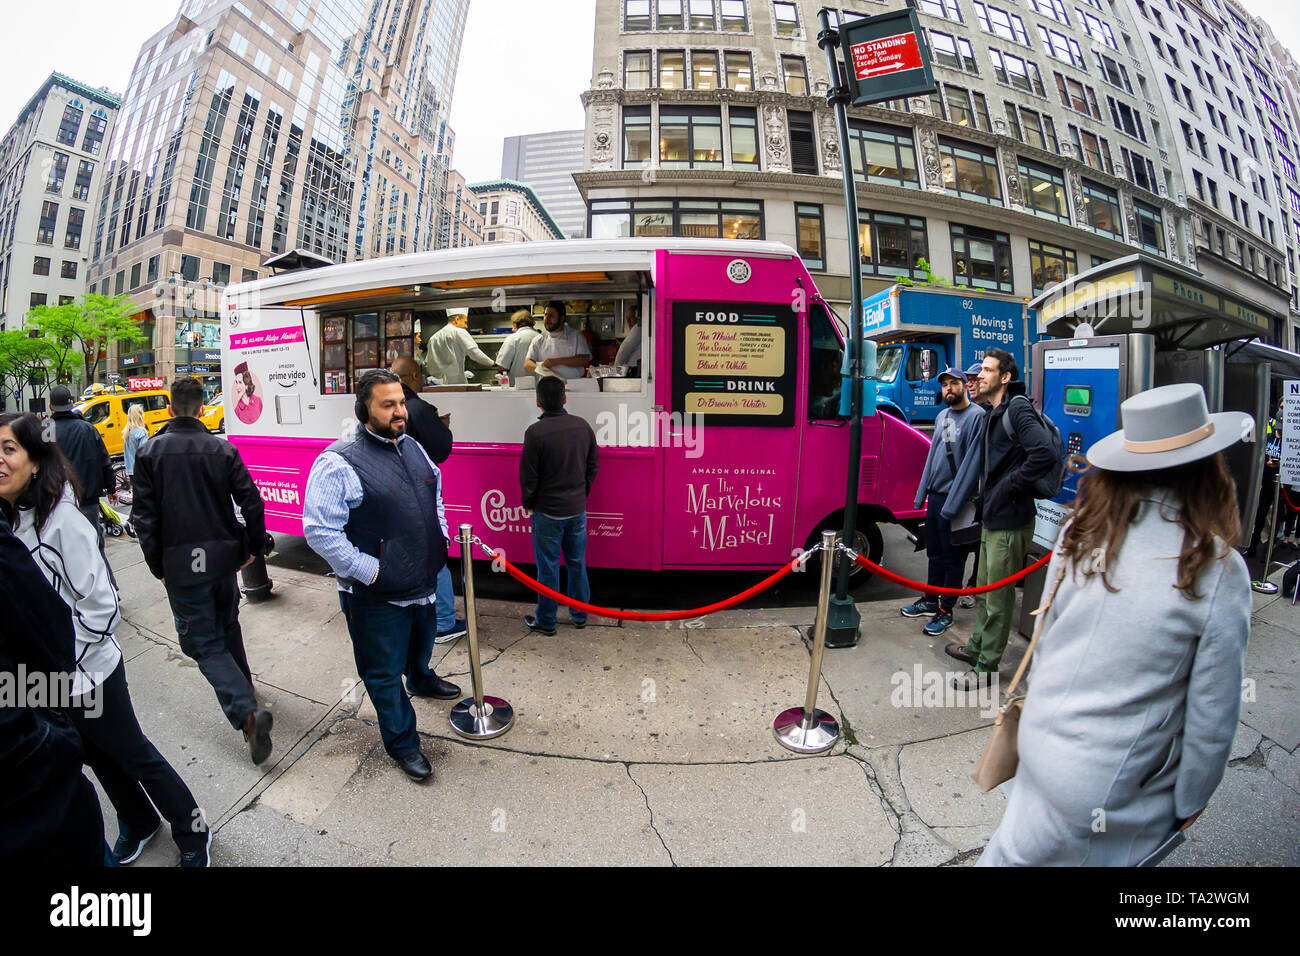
[{"xmin": 1086, "ymin": 383, "xmax": 1253, "ymax": 472}]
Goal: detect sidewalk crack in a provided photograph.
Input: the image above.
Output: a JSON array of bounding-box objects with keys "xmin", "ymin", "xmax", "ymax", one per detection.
[{"xmin": 624, "ymin": 764, "xmax": 676, "ymax": 866}]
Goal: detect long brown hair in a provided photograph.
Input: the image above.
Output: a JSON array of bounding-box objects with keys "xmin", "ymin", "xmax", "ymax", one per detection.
[{"xmin": 1060, "ymin": 453, "xmax": 1241, "ymax": 599}]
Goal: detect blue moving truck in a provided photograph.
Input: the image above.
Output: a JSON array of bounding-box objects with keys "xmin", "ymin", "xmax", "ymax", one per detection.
[{"xmin": 863, "ymin": 286, "xmax": 1040, "ymax": 425}]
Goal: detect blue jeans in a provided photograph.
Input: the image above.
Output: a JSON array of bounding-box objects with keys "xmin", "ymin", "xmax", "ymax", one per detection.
[
  {"xmin": 531, "ymin": 512, "xmax": 590, "ymax": 629},
  {"xmin": 338, "ymin": 592, "xmax": 441, "ymax": 759},
  {"xmin": 435, "ymin": 566, "xmax": 456, "ymax": 631},
  {"xmin": 924, "ymin": 491, "xmax": 962, "ymax": 613}
]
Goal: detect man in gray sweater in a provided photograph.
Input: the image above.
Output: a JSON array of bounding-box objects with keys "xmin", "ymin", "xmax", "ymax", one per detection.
[
  {"xmin": 900, "ymin": 368, "xmax": 985, "ymax": 636},
  {"xmin": 520, "ymin": 376, "xmax": 599, "ymax": 636}
]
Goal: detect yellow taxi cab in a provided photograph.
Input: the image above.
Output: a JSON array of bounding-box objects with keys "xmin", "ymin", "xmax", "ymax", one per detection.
[
  {"xmin": 73, "ymin": 388, "xmax": 173, "ymax": 456},
  {"xmin": 200, "ymin": 392, "xmax": 225, "ymax": 433}
]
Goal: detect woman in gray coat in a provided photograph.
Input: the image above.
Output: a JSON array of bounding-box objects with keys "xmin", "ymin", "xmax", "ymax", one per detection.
[{"xmin": 980, "ymin": 384, "xmax": 1253, "ymax": 866}]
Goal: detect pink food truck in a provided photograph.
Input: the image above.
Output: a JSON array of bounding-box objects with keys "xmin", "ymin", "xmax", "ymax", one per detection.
[{"xmin": 221, "ymin": 238, "xmax": 928, "ymax": 571}]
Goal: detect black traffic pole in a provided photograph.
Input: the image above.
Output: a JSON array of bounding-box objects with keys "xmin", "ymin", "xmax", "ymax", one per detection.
[{"xmin": 818, "ymin": 7, "xmax": 863, "ymax": 648}]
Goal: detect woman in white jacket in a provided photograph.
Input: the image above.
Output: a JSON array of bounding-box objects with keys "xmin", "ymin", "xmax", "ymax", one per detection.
[{"xmin": 0, "ymin": 412, "xmax": 208, "ymax": 866}]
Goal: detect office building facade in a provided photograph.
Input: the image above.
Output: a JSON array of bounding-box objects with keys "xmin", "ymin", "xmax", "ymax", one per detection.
[
  {"xmin": 501, "ymin": 129, "xmax": 586, "ymax": 238},
  {"xmin": 470, "ymin": 179, "xmax": 565, "ymax": 243},
  {"xmin": 85, "ymin": 0, "xmax": 469, "ymax": 388},
  {"xmin": 578, "ymin": 0, "xmax": 1293, "ymax": 345},
  {"xmin": 444, "ymin": 166, "xmax": 485, "ymax": 247}
]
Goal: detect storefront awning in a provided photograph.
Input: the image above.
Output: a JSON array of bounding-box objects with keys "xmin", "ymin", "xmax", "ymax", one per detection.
[{"xmin": 1028, "ymin": 254, "xmax": 1278, "ymax": 350}]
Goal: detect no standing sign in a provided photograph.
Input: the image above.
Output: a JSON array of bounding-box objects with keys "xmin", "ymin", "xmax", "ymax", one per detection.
[{"xmin": 838, "ymin": 7, "xmax": 936, "ymax": 106}]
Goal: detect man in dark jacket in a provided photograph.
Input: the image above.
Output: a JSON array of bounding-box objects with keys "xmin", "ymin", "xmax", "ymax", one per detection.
[
  {"xmin": 941, "ymin": 348, "xmax": 1056, "ymax": 688},
  {"xmin": 391, "ymin": 357, "xmax": 466, "ymax": 644},
  {"xmin": 131, "ymin": 376, "xmax": 273, "ymax": 764},
  {"xmin": 520, "ymin": 376, "xmax": 599, "ymax": 636},
  {"xmin": 50, "ymin": 385, "xmax": 118, "ymax": 584},
  {"xmin": 0, "ymin": 499, "xmax": 105, "ymax": 865}
]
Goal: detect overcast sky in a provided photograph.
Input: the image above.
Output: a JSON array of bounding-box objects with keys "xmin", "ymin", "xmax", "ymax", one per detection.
[{"xmin": 0, "ymin": 0, "xmax": 1292, "ymax": 180}]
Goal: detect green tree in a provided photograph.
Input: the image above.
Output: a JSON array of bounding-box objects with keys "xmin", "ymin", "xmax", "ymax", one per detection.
[
  {"xmin": 0, "ymin": 329, "xmax": 74, "ymax": 408},
  {"xmin": 28, "ymin": 293, "xmax": 146, "ymax": 388}
]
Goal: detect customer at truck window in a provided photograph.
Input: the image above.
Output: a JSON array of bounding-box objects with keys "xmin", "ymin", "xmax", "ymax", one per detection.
[
  {"xmin": 980, "ymin": 384, "xmax": 1251, "ymax": 866},
  {"xmin": 940, "ymin": 348, "xmax": 1057, "ymax": 689},
  {"xmin": 496, "ymin": 309, "xmax": 541, "ymax": 386},
  {"xmin": 525, "ymin": 301, "xmax": 591, "ymax": 381},
  {"xmin": 614, "ymin": 305, "xmax": 643, "ymax": 375}
]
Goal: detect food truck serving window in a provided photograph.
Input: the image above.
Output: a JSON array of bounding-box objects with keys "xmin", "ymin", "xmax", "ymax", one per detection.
[
  {"xmin": 670, "ymin": 301, "xmax": 797, "ymax": 427},
  {"xmin": 321, "ymin": 310, "xmax": 416, "ymax": 395}
]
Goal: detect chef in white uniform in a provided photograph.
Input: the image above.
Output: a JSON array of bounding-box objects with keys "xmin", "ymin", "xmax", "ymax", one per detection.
[
  {"xmin": 420, "ymin": 309, "xmax": 502, "ymax": 385},
  {"xmin": 524, "ymin": 301, "xmax": 591, "ymax": 381}
]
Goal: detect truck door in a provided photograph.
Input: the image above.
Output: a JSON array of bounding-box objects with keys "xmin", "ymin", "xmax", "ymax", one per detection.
[
  {"xmin": 903, "ymin": 344, "xmax": 943, "ymax": 422},
  {"xmin": 659, "ymin": 295, "xmax": 803, "ymax": 568}
]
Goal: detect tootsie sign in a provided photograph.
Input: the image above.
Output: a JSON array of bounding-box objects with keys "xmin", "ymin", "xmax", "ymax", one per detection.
[{"xmin": 839, "ymin": 8, "xmax": 935, "ymax": 106}]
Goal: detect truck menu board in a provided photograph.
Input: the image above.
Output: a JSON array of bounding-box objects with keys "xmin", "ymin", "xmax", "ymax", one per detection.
[{"xmin": 671, "ymin": 301, "xmax": 796, "ymax": 427}]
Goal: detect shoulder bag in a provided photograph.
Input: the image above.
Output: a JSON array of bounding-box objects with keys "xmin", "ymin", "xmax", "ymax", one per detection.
[{"xmin": 970, "ymin": 554, "xmax": 1070, "ymax": 792}]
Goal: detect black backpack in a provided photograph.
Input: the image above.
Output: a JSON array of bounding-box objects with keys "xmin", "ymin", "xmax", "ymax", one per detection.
[{"xmin": 999, "ymin": 395, "xmax": 1067, "ymax": 500}]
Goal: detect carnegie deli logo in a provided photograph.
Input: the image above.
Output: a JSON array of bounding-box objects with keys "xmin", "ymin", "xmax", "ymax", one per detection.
[{"xmin": 481, "ymin": 489, "xmax": 531, "ymax": 533}]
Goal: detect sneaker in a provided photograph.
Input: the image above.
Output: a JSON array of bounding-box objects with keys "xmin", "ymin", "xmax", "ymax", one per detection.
[
  {"xmin": 179, "ymin": 828, "xmax": 212, "ymax": 868},
  {"xmin": 958, "ymin": 594, "xmax": 977, "ymax": 609},
  {"xmin": 434, "ymin": 619, "xmax": 467, "ymax": 644},
  {"xmin": 923, "ymin": 611, "xmax": 954, "ymax": 636},
  {"xmin": 523, "ymin": 614, "xmax": 556, "ymax": 636},
  {"xmin": 951, "ymin": 669, "xmax": 995, "ymax": 691},
  {"xmin": 112, "ymin": 820, "xmax": 161, "ymax": 865},
  {"xmin": 944, "ymin": 642, "xmax": 976, "ymax": 665},
  {"xmin": 572, "ymin": 618, "xmax": 587, "ymax": 629},
  {"xmin": 900, "ymin": 598, "xmax": 940, "ymax": 618}
]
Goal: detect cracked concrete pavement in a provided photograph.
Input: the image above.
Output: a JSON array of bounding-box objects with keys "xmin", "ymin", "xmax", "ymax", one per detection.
[{"xmin": 94, "ymin": 534, "xmax": 1299, "ymax": 866}]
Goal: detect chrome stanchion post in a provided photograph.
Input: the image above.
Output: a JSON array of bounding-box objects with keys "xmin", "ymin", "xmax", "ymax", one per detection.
[
  {"xmin": 773, "ymin": 530, "xmax": 842, "ymax": 753},
  {"xmin": 449, "ymin": 524, "xmax": 515, "ymax": 739},
  {"xmin": 1253, "ymin": 479, "xmax": 1281, "ymax": 594}
]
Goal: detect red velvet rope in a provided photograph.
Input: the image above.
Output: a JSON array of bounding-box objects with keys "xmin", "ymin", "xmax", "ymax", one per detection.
[
  {"xmin": 493, "ymin": 551, "xmax": 802, "ymax": 621},
  {"xmin": 1282, "ymin": 487, "xmax": 1300, "ymax": 513},
  {"xmin": 849, "ymin": 550, "xmax": 1053, "ymax": 596}
]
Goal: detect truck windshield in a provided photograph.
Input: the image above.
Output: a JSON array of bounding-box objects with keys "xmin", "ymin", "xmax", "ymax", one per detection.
[{"xmin": 872, "ymin": 348, "xmax": 902, "ymax": 383}]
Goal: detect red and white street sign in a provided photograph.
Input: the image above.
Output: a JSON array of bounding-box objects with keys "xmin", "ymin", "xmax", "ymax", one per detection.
[
  {"xmin": 128, "ymin": 376, "xmax": 166, "ymax": 390},
  {"xmin": 849, "ymin": 31, "xmax": 924, "ymax": 79}
]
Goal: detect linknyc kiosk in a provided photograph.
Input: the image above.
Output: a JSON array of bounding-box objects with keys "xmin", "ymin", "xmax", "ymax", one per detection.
[{"xmin": 1019, "ymin": 253, "xmax": 1279, "ymax": 633}]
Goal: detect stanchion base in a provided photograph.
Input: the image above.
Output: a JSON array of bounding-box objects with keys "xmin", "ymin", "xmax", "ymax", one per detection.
[
  {"xmin": 1251, "ymin": 581, "xmax": 1279, "ymax": 594},
  {"xmin": 449, "ymin": 696, "xmax": 514, "ymax": 740},
  {"xmin": 772, "ymin": 707, "xmax": 840, "ymax": 754}
]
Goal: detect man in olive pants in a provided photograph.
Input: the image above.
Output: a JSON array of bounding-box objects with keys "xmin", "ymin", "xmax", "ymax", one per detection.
[{"xmin": 941, "ymin": 349, "xmax": 1056, "ymax": 689}]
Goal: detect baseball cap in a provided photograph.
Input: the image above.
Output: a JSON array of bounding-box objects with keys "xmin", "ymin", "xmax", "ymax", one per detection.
[
  {"xmin": 937, "ymin": 367, "xmax": 965, "ymax": 384},
  {"xmin": 50, "ymin": 385, "xmax": 75, "ymax": 411},
  {"xmin": 965, "ymin": 362, "xmax": 982, "ymax": 377}
]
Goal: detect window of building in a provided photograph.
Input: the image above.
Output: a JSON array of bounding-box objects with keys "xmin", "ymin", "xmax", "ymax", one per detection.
[
  {"xmin": 721, "ymin": 0, "xmax": 747, "ymax": 31},
  {"xmin": 788, "ymin": 110, "xmax": 817, "ymax": 174},
  {"xmin": 114, "ymin": 271, "xmax": 125, "ymax": 295},
  {"xmin": 212, "ymin": 261, "xmax": 231, "ymax": 286},
  {"xmin": 56, "ymin": 102, "xmax": 83, "ymax": 147},
  {"xmin": 1055, "ymin": 73, "xmax": 1100, "ymax": 118},
  {"xmin": 1120, "ymin": 146, "xmax": 1156, "ymax": 192},
  {"xmin": 46, "ymin": 152, "xmax": 69, "ymax": 194},
  {"xmin": 659, "ymin": 49, "xmax": 685, "ymax": 88},
  {"xmin": 661, "ymin": 107, "xmax": 723, "ymax": 168},
  {"xmin": 931, "ymin": 32, "xmax": 979, "ymax": 73},
  {"xmin": 180, "ymin": 254, "xmax": 200, "ymax": 282},
  {"xmin": 37, "ymin": 201, "xmax": 58, "ymax": 244},
  {"xmin": 951, "ymin": 224, "xmax": 1013, "ymax": 292},
  {"xmin": 64, "ymin": 207, "xmax": 83, "ymax": 249},
  {"xmin": 1094, "ymin": 51, "xmax": 1132, "ymax": 92},
  {"xmin": 589, "ymin": 197, "xmax": 763, "ymax": 239},
  {"xmin": 1133, "ymin": 199, "xmax": 1164, "ymax": 254},
  {"xmin": 1018, "ymin": 107, "xmax": 1058, "ymax": 151},
  {"xmin": 1077, "ymin": 8, "xmax": 1118, "ymax": 48},
  {"xmin": 625, "ymin": 0, "xmax": 650, "ymax": 29},
  {"xmin": 147, "ymin": 255, "xmax": 160, "ymax": 284},
  {"xmin": 1081, "ymin": 179, "xmax": 1122, "ymax": 237},
  {"xmin": 30, "ymin": 293, "xmax": 47, "ymax": 310},
  {"xmin": 658, "ymin": 0, "xmax": 684, "ymax": 29},
  {"xmin": 990, "ymin": 49, "xmax": 1045, "ymax": 94},
  {"xmin": 1029, "ymin": 239, "xmax": 1077, "ymax": 294},
  {"xmin": 127, "ymin": 262, "xmax": 141, "ymax": 290},
  {"xmin": 242, "ymin": 268, "xmax": 259, "ymax": 283},
  {"xmin": 1038, "ymin": 25, "xmax": 1085, "ymax": 67},
  {"xmin": 848, "ymin": 121, "xmax": 919, "ymax": 188},
  {"xmin": 60, "ymin": 260, "xmax": 77, "ymax": 280},
  {"xmin": 1109, "ymin": 97, "xmax": 1147, "ymax": 142},
  {"xmin": 939, "ymin": 138, "xmax": 1002, "ymax": 204},
  {"xmin": 688, "ymin": 0, "xmax": 715, "ymax": 28},
  {"xmin": 945, "ymin": 86, "xmax": 991, "ymax": 131},
  {"xmin": 1029, "ymin": 0, "xmax": 1069, "ymax": 25},
  {"xmin": 694, "ymin": 50, "xmax": 720, "ymax": 89},
  {"xmin": 725, "ymin": 51, "xmax": 753, "ymax": 91},
  {"xmin": 796, "ymin": 203, "xmax": 825, "ymax": 271},
  {"xmin": 1019, "ymin": 160, "xmax": 1069, "ymax": 221},
  {"xmin": 72, "ymin": 160, "xmax": 94, "ymax": 201},
  {"xmin": 919, "ymin": 0, "xmax": 963, "ymax": 23},
  {"xmin": 58, "ymin": 295, "xmax": 74, "ymax": 306},
  {"xmin": 32, "ymin": 256, "xmax": 50, "ymax": 276},
  {"xmin": 1004, "ymin": 101, "xmax": 1023, "ymax": 140},
  {"xmin": 625, "ymin": 51, "xmax": 651, "ymax": 88},
  {"xmin": 783, "ymin": 56, "xmax": 808, "ymax": 95},
  {"xmin": 82, "ymin": 110, "xmax": 107, "ymax": 156},
  {"xmin": 859, "ymin": 210, "xmax": 929, "ymax": 279},
  {"xmin": 729, "ymin": 107, "xmax": 759, "ymax": 167},
  {"xmin": 774, "ymin": 1, "xmax": 800, "ymax": 36},
  {"xmin": 975, "ymin": 3, "xmax": 1030, "ymax": 45}
]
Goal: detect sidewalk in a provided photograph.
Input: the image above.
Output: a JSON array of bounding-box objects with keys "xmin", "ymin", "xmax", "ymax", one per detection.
[{"xmin": 100, "ymin": 534, "xmax": 1299, "ymax": 866}]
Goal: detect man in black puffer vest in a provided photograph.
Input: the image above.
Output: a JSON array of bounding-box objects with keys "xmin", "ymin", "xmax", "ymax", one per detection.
[{"xmin": 303, "ymin": 369, "xmax": 460, "ymax": 783}]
